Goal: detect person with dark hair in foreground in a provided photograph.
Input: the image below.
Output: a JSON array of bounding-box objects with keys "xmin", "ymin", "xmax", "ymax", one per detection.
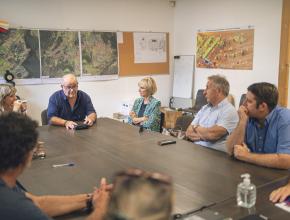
[
  {"xmin": 0, "ymin": 112, "xmax": 110, "ymax": 220},
  {"xmin": 226, "ymin": 82, "xmax": 290, "ymax": 169}
]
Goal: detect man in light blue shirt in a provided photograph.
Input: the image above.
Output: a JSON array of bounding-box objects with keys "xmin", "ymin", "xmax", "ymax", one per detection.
[
  {"xmin": 227, "ymin": 82, "xmax": 290, "ymax": 169},
  {"xmin": 186, "ymin": 75, "xmax": 238, "ymax": 152}
]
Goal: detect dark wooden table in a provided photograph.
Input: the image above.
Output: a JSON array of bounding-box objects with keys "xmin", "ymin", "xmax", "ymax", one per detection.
[
  {"xmin": 186, "ymin": 179, "xmax": 290, "ymax": 220},
  {"xmin": 19, "ymin": 118, "xmax": 289, "ymax": 219}
]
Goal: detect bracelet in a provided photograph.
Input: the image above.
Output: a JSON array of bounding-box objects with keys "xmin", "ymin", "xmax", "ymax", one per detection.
[{"xmin": 85, "ymin": 194, "xmax": 93, "ymax": 213}]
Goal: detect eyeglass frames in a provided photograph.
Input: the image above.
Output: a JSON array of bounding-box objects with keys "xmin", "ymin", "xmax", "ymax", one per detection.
[{"xmin": 62, "ymin": 84, "xmax": 78, "ymax": 90}]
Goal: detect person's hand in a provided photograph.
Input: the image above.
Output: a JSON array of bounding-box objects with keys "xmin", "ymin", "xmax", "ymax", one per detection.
[
  {"xmin": 20, "ymin": 101, "xmax": 27, "ymax": 113},
  {"xmin": 238, "ymin": 105, "xmax": 249, "ymax": 123},
  {"xmin": 143, "ymin": 116, "xmax": 148, "ymax": 122},
  {"xmin": 84, "ymin": 116, "xmax": 94, "ymax": 126},
  {"xmin": 129, "ymin": 111, "xmax": 137, "ymax": 118},
  {"xmin": 90, "ymin": 178, "xmax": 113, "ymax": 219},
  {"xmin": 269, "ymin": 182, "xmax": 290, "ymax": 203},
  {"xmin": 185, "ymin": 125, "xmax": 201, "ymax": 141},
  {"xmin": 13, "ymin": 100, "xmax": 22, "ymax": 112},
  {"xmin": 234, "ymin": 143, "xmax": 250, "ymax": 160},
  {"xmin": 132, "ymin": 117, "xmax": 140, "ymax": 124},
  {"xmin": 65, "ymin": 120, "xmax": 77, "ymax": 129}
]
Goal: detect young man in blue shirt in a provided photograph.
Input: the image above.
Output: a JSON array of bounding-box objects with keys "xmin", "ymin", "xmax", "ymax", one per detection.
[
  {"xmin": 47, "ymin": 74, "xmax": 96, "ymax": 129},
  {"xmin": 226, "ymin": 82, "xmax": 290, "ymax": 169}
]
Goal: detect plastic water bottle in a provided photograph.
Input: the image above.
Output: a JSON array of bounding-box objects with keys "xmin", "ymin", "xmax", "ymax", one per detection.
[{"xmin": 237, "ymin": 173, "xmax": 256, "ymax": 208}]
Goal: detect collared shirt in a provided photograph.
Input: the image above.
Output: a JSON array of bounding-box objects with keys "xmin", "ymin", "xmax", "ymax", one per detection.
[
  {"xmin": 47, "ymin": 90, "xmax": 96, "ymax": 122},
  {"xmin": 246, "ymin": 106, "xmax": 290, "ymax": 154},
  {"xmin": 191, "ymin": 98, "xmax": 239, "ymax": 152}
]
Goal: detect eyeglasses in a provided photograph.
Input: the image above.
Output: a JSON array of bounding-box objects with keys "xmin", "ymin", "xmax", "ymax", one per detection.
[
  {"xmin": 115, "ymin": 168, "xmax": 172, "ymax": 185},
  {"xmin": 62, "ymin": 84, "xmax": 78, "ymax": 90}
]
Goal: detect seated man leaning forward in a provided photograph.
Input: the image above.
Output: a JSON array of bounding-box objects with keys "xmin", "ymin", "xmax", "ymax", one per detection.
[
  {"xmin": 47, "ymin": 74, "xmax": 96, "ymax": 129},
  {"xmin": 226, "ymin": 82, "xmax": 290, "ymax": 169},
  {"xmin": 0, "ymin": 112, "xmax": 111, "ymax": 220},
  {"xmin": 185, "ymin": 75, "xmax": 238, "ymax": 152}
]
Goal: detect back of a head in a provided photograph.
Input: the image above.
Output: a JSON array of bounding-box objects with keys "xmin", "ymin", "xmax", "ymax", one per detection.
[
  {"xmin": 106, "ymin": 175, "xmax": 173, "ymax": 220},
  {"xmin": 0, "ymin": 112, "xmax": 38, "ymax": 173},
  {"xmin": 247, "ymin": 82, "xmax": 278, "ymax": 111}
]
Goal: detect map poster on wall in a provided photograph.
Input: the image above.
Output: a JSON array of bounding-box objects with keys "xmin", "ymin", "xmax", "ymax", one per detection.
[
  {"xmin": 196, "ymin": 29, "xmax": 254, "ymax": 70},
  {"xmin": 40, "ymin": 30, "xmax": 80, "ymax": 80},
  {"xmin": 81, "ymin": 31, "xmax": 118, "ymax": 79},
  {"xmin": 0, "ymin": 29, "xmax": 40, "ymax": 79},
  {"xmin": 133, "ymin": 32, "xmax": 166, "ymax": 63}
]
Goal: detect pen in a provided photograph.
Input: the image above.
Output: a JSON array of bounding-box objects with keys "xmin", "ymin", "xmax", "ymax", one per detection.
[{"xmin": 52, "ymin": 162, "xmax": 75, "ymax": 168}]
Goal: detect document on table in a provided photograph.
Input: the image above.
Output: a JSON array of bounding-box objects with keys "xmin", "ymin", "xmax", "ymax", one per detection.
[{"xmin": 275, "ymin": 200, "xmax": 290, "ymax": 213}]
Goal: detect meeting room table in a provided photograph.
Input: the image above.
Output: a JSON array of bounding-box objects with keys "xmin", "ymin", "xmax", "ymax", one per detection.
[{"xmin": 20, "ymin": 118, "xmax": 290, "ymax": 220}]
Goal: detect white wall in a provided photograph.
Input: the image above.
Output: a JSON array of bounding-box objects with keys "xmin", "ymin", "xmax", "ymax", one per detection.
[
  {"xmin": 0, "ymin": 0, "xmax": 174, "ymax": 123},
  {"xmin": 174, "ymin": 0, "xmax": 283, "ymax": 107},
  {"xmin": 1, "ymin": 0, "xmax": 285, "ymax": 122}
]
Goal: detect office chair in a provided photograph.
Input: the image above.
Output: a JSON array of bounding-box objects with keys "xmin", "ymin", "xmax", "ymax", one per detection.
[
  {"xmin": 191, "ymin": 89, "xmax": 207, "ymax": 115},
  {"xmin": 160, "ymin": 112, "xmax": 165, "ymax": 133},
  {"xmin": 41, "ymin": 109, "xmax": 48, "ymax": 125},
  {"xmin": 239, "ymin": 94, "xmax": 246, "ymax": 106},
  {"xmin": 174, "ymin": 114, "xmax": 194, "ymax": 131}
]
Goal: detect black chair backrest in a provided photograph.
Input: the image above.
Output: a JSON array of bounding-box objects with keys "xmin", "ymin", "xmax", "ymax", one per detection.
[
  {"xmin": 239, "ymin": 94, "xmax": 246, "ymax": 107},
  {"xmin": 174, "ymin": 114, "xmax": 194, "ymax": 131},
  {"xmin": 160, "ymin": 112, "xmax": 165, "ymax": 133},
  {"xmin": 41, "ymin": 109, "xmax": 48, "ymax": 126},
  {"xmin": 192, "ymin": 89, "xmax": 207, "ymax": 113}
]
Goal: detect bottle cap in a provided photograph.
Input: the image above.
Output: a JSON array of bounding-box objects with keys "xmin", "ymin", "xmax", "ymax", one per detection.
[{"xmin": 241, "ymin": 173, "xmax": 251, "ymax": 185}]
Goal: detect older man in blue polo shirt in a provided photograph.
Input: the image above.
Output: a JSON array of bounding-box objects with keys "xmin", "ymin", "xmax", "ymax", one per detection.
[
  {"xmin": 226, "ymin": 82, "xmax": 290, "ymax": 169},
  {"xmin": 185, "ymin": 75, "xmax": 238, "ymax": 152},
  {"xmin": 47, "ymin": 74, "xmax": 96, "ymax": 129}
]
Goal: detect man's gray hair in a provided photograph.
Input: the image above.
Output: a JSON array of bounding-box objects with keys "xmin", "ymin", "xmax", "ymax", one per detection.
[{"xmin": 208, "ymin": 75, "xmax": 229, "ymax": 96}]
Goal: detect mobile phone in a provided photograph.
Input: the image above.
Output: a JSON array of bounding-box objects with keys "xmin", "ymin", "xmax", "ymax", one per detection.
[
  {"xmin": 74, "ymin": 123, "xmax": 89, "ymax": 130},
  {"xmin": 157, "ymin": 140, "xmax": 176, "ymax": 146}
]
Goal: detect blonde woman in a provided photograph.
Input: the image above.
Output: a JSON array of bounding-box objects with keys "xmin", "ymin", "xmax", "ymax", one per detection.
[
  {"xmin": 0, "ymin": 84, "xmax": 26, "ymax": 114},
  {"xmin": 128, "ymin": 77, "xmax": 161, "ymax": 132}
]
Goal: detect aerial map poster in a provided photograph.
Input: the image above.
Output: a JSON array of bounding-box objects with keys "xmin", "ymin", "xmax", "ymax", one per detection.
[
  {"xmin": 0, "ymin": 29, "xmax": 40, "ymax": 79},
  {"xmin": 196, "ymin": 29, "xmax": 254, "ymax": 70},
  {"xmin": 40, "ymin": 30, "xmax": 80, "ymax": 78},
  {"xmin": 81, "ymin": 32, "xmax": 118, "ymax": 78}
]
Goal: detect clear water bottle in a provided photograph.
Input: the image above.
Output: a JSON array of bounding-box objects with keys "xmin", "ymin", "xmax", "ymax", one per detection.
[{"xmin": 237, "ymin": 173, "xmax": 256, "ymax": 208}]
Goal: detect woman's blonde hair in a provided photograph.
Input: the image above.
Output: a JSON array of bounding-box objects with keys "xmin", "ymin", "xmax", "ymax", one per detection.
[
  {"xmin": 0, "ymin": 84, "xmax": 16, "ymax": 111},
  {"xmin": 138, "ymin": 77, "xmax": 157, "ymax": 96}
]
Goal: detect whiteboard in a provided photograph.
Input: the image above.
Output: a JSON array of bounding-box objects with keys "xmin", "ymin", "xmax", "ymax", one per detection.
[{"xmin": 172, "ymin": 55, "xmax": 194, "ymax": 98}]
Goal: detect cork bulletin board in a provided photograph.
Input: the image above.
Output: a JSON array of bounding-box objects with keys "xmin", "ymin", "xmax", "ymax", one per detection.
[{"xmin": 118, "ymin": 32, "xmax": 169, "ymax": 76}]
